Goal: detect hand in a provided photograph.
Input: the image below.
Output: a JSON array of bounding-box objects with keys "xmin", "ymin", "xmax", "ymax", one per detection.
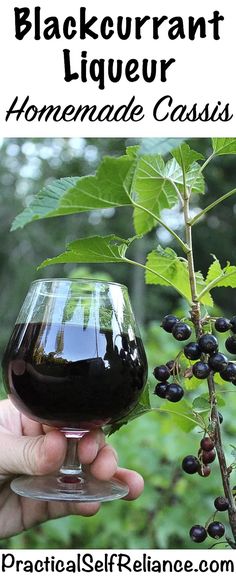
[{"xmin": 0, "ymin": 399, "xmax": 144, "ymax": 539}]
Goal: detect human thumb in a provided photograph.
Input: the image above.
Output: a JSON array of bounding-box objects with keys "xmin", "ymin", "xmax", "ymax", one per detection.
[{"xmin": 0, "ymin": 431, "xmax": 67, "ymax": 479}]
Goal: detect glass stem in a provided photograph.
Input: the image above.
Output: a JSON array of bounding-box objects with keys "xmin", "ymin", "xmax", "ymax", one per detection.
[{"xmin": 60, "ymin": 437, "xmax": 82, "ymax": 476}]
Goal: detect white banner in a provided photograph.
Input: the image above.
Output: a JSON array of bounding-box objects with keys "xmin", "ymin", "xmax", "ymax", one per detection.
[
  {"xmin": 0, "ymin": 0, "xmax": 236, "ymax": 136},
  {"xmin": 0, "ymin": 549, "xmax": 235, "ymax": 576}
]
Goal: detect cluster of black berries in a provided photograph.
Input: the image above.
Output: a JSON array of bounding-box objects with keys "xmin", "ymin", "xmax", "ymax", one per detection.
[
  {"xmin": 161, "ymin": 314, "xmax": 192, "ymax": 341},
  {"xmin": 153, "ymin": 315, "xmax": 192, "ymax": 402},
  {"xmin": 182, "ymin": 436, "xmax": 216, "ymax": 479},
  {"xmin": 189, "ymin": 496, "xmax": 228, "ymax": 543},
  {"xmin": 153, "ymin": 314, "xmax": 236, "ymax": 545},
  {"xmin": 187, "ymin": 316, "xmax": 236, "ymax": 383},
  {"xmin": 154, "ymin": 315, "xmax": 236, "ymax": 406},
  {"xmin": 153, "ymin": 360, "xmax": 184, "ymax": 403}
]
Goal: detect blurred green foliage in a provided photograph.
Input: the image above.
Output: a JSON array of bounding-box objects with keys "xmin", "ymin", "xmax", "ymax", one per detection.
[{"xmin": 1, "ymin": 138, "xmax": 236, "ymax": 549}]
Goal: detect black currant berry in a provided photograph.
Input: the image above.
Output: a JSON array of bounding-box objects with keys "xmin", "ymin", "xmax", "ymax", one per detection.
[
  {"xmin": 198, "ymin": 465, "xmax": 211, "ymax": 477},
  {"xmin": 182, "ymin": 455, "xmax": 199, "ymax": 474},
  {"xmin": 225, "ymin": 336, "xmax": 236, "ymax": 354},
  {"xmin": 214, "ymin": 496, "xmax": 229, "ymax": 511},
  {"xmin": 153, "ymin": 365, "xmax": 171, "ymax": 381},
  {"xmin": 200, "ymin": 437, "xmax": 215, "ymax": 452},
  {"xmin": 230, "ymin": 316, "xmax": 236, "ymax": 334},
  {"xmin": 202, "ymin": 450, "xmax": 216, "ymax": 465},
  {"xmin": 220, "ymin": 362, "xmax": 236, "ymax": 382},
  {"xmin": 172, "ymin": 322, "xmax": 192, "ymax": 341},
  {"xmin": 215, "ymin": 317, "xmax": 231, "ymax": 333},
  {"xmin": 184, "ymin": 342, "xmax": 201, "ymax": 361},
  {"xmin": 198, "ymin": 334, "xmax": 218, "ymax": 354},
  {"xmin": 207, "ymin": 521, "xmax": 225, "ymax": 539},
  {"xmin": 189, "ymin": 525, "xmax": 207, "ymax": 543},
  {"xmin": 154, "ymin": 382, "xmax": 168, "ymax": 399},
  {"xmin": 165, "ymin": 383, "xmax": 184, "ymax": 403},
  {"xmin": 161, "ymin": 315, "xmax": 179, "ymax": 333},
  {"xmin": 218, "ymin": 412, "xmax": 223, "ymax": 424},
  {"xmin": 166, "ymin": 360, "xmax": 175, "ymax": 371},
  {"xmin": 192, "ymin": 362, "xmax": 210, "ymax": 379},
  {"xmin": 208, "ymin": 352, "xmax": 228, "ymax": 372},
  {"xmin": 166, "ymin": 360, "xmax": 181, "ymax": 375}
]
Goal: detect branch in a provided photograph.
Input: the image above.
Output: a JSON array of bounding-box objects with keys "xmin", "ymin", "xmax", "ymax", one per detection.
[
  {"xmin": 180, "ymin": 150, "xmax": 236, "ymax": 545},
  {"xmin": 190, "ymin": 188, "xmax": 236, "ymax": 227},
  {"xmin": 199, "ymin": 153, "xmax": 215, "ymax": 174},
  {"xmin": 207, "ymin": 373, "xmax": 236, "ymax": 543},
  {"xmin": 180, "ymin": 147, "xmax": 202, "ymax": 333}
]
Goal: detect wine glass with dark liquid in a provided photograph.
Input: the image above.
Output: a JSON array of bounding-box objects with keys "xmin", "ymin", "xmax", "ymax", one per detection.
[{"xmin": 2, "ymin": 279, "xmax": 148, "ymax": 501}]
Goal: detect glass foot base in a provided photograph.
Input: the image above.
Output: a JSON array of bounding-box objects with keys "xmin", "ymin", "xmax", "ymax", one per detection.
[{"xmin": 10, "ymin": 472, "xmax": 129, "ymax": 502}]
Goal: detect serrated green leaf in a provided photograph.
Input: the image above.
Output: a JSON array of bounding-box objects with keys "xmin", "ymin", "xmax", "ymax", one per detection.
[
  {"xmin": 145, "ymin": 246, "xmax": 213, "ymax": 306},
  {"xmin": 126, "ymin": 145, "xmax": 140, "ymax": 159},
  {"xmin": 164, "ymin": 159, "xmax": 205, "ymax": 196},
  {"xmin": 104, "ymin": 381, "xmax": 151, "ymax": 435},
  {"xmin": 212, "ymin": 138, "xmax": 236, "ymax": 156},
  {"xmin": 38, "ymin": 235, "xmax": 134, "ymax": 269},
  {"xmin": 205, "ymin": 257, "xmax": 223, "ymax": 285},
  {"xmin": 204, "ymin": 257, "xmax": 236, "ymax": 295},
  {"xmin": 12, "ymin": 156, "xmax": 134, "ymax": 230},
  {"xmin": 132, "ymin": 155, "xmax": 179, "ymax": 234},
  {"xmin": 195, "ymin": 271, "xmax": 213, "ymax": 308},
  {"xmin": 139, "ymin": 138, "xmax": 186, "ymax": 156},
  {"xmin": 132, "ymin": 157, "xmax": 204, "ymax": 235},
  {"xmin": 171, "ymin": 143, "xmax": 204, "ymax": 173}
]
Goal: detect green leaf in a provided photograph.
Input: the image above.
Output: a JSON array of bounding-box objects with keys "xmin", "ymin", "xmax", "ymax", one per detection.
[
  {"xmin": 192, "ymin": 396, "xmax": 210, "ymax": 412},
  {"xmin": 205, "ymin": 258, "xmax": 223, "ymax": 285},
  {"xmin": 139, "ymin": 138, "xmax": 186, "ymax": 156},
  {"xmin": 184, "ymin": 375, "xmax": 203, "ymax": 391},
  {"xmin": 12, "ymin": 156, "xmax": 134, "ymax": 230},
  {"xmin": 105, "ymin": 381, "xmax": 151, "ymax": 435},
  {"xmin": 145, "ymin": 246, "xmax": 213, "ymax": 306},
  {"xmin": 132, "ymin": 155, "xmax": 179, "ymax": 234},
  {"xmin": 204, "ymin": 257, "xmax": 236, "ymax": 295},
  {"xmin": 126, "ymin": 145, "xmax": 140, "ymax": 159},
  {"xmin": 158, "ymin": 400, "xmax": 198, "ymax": 432},
  {"xmin": 166, "ymin": 159, "xmax": 205, "ymax": 196},
  {"xmin": 193, "ymin": 393, "xmax": 225, "ymax": 411},
  {"xmin": 212, "ymin": 138, "xmax": 236, "ymax": 156},
  {"xmin": 195, "ymin": 271, "xmax": 214, "ymax": 307},
  {"xmin": 132, "ymin": 157, "xmax": 204, "ymax": 235},
  {"xmin": 172, "ymin": 143, "xmax": 204, "ymax": 173},
  {"xmin": 38, "ymin": 235, "xmax": 135, "ymax": 269}
]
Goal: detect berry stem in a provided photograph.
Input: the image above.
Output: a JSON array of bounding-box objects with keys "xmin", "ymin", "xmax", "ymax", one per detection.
[{"xmin": 180, "ymin": 147, "xmax": 236, "ymax": 546}]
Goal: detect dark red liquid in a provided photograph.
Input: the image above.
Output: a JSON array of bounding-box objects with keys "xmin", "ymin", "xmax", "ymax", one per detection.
[{"xmin": 2, "ymin": 323, "xmax": 147, "ymax": 429}]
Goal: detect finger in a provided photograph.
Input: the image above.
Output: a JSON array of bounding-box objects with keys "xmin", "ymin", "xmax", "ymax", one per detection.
[
  {"xmin": 19, "ymin": 497, "xmax": 101, "ymax": 533},
  {"xmin": 21, "ymin": 415, "xmax": 44, "ymax": 437},
  {"xmin": 90, "ymin": 445, "xmax": 118, "ymax": 480},
  {"xmin": 78, "ymin": 429, "xmax": 106, "ymax": 465},
  {"xmin": 0, "ymin": 431, "xmax": 67, "ymax": 477},
  {"xmin": 114, "ymin": 468, "xmax": 144, "ymax": 500},
  {"xmin": 48, "ymin": 500, "xmax": 101, "ymax": 520}
]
